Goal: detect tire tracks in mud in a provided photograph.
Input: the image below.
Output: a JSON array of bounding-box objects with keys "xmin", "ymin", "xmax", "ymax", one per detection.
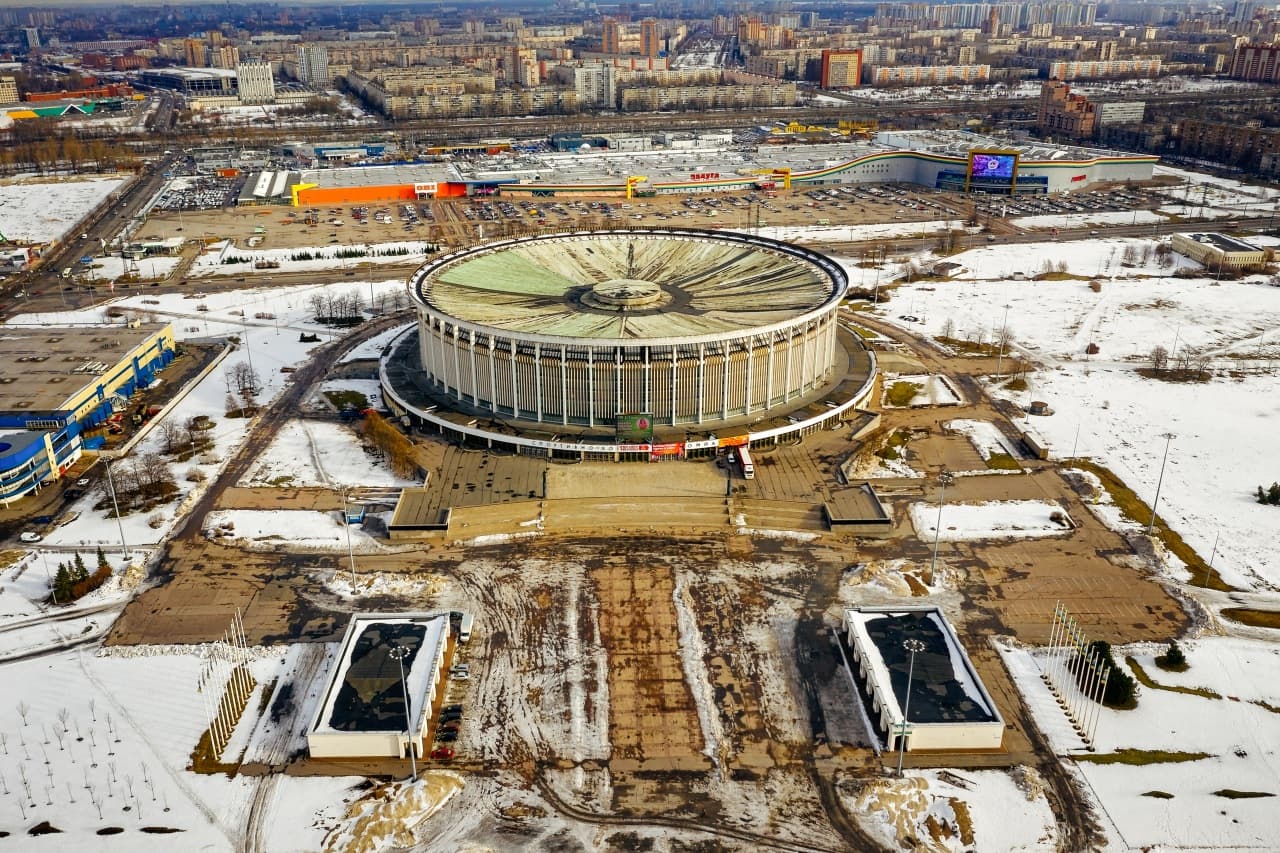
[{"xmin": 532, "ymin": 772, "xmax": 844, "ymax": 853}]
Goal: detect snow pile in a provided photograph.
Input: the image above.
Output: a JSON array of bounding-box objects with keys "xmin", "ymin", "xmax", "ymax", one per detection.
[
  {"xmin": 911, "ymin": 500, "xmax": 1071, "ymax": 541},
  {"xmin": 327, "ymin": 571, "xmax": 447, "ymax": 600},
  {"xmin": 323, "ymin": 772, "xmax": 464, "ymax": 853},
  {"xmin": 845, "ymin": 768, "xmax": 1056, "ymax": 853},
  {"xmin": 203, "ymin": 510, "xmax": 383, "ymax": 551},
  {"xmin": 0, "ymin": 176, "xmax": 127, "ymax": 243},
  {"xmin": 946, "ymin": 419, "xmax": 1020, "ymax": 461}
]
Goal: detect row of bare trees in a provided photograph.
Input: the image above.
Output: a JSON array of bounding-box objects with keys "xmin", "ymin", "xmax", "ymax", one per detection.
[
  {"xmin": 98, "ymin": 453, "xmax": 178, "ymax": 514},
  {"xmin": 1147, "ymin": 345, "xmax": 1212, "ymax": 381},
  {"xmin": 155, "ymin": 415, "xmax": 215, "ymax": 460},
  {"xmin": 306, "ymin": 290, "xmax": 365, "ymax": 326}
]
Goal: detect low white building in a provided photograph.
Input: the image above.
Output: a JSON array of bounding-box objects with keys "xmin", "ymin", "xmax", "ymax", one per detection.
[
  {"xmin": 308, "ymin": 613, "xmax": 449, "ymax": 760},
  {"xmin": 842, "ymin": 606, "xmax": 1004, "ymax": 752},
  {"xmin": 1170, "ymin": 232, "xmax": 1267, "ymax": 272}
]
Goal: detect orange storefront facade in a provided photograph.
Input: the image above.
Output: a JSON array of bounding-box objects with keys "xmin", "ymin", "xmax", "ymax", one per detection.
[{"xmin": 293, "ymin": 181, "xmax": 469, "ymax": 206}]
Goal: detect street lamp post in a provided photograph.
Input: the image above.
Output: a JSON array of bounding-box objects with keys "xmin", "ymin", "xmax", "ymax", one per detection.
[
  {"xmin": 928, "ymin": 469, "xmax": 954, "ymax": 583},
  {"xmin": 103, "ymin": 458, "xmax": 130, "ymax": 560},
  {"xmin": 388, "ymin": 645, "xmax": 418, "ymax": 781},
  {"xmin": 896, "ymin": 637, "xmax": 927, "ymax": 777},
  {"xmin": 338, "ymin": 486, "xmax": 357, "ymax": 587},
  {"xmin": 1146, "ymin": 432, "xmax": 1176, "ymax": 537},
  {"xmin": 995, "ymin": 302, "xmax": 1011, "ymax": 380}
]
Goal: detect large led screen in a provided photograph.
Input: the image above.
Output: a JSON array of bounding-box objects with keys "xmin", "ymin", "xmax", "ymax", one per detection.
[{"xmin": 968, "ymin": 152, "xmax": 1017, "ymax": 180}]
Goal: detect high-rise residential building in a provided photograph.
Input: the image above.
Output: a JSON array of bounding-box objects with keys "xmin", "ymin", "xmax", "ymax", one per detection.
[
  {"xmin": 296, "ymin": 44, "xmax": 331, "ymax": 85},
  {"xmin": 1230, "ymin": 43, "xmax": 1280, "ymax": 82},
  {"xmin": 820, "ymin": 48, "xmax": 863, "ymax": 89},
  {"xmin": 641, "ymin": 18, "xmax": 660, "ymax": 58},
  {"xmin": 214, "ymin": 45, "xmax": 240, "ymax": 69},
  {"xmin": 958, "ymin": 44, "xmax": 977, "ymax": 65},
  {"xmin": 184, "ymin": 37, "xmax": 208, "ymax": 68},
  {"xmin": 21, "ymin": 27, "xmax": 39, "ymax": 51},
  {"xmin": 0, "ymin": 76, "xmax": 18, "ymax": 105},
  {"xmin": 236, "ymin": 61, "xmax": 275, "ymax": 104},
  {"xmin": 602, "ymin": 17, "xmax": 620, "ymax": 54}
]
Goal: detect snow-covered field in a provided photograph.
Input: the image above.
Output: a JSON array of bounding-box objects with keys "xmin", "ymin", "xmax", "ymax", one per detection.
[
  {"xmin": 1012, "ymin": 210, "xmax": 1164, "ymax": 230},
  {"xmin": 242, "ymin": 419, "xmax": 419, "ymax": 488},
  {"xmin": 910, "ymin": 500, "xmax": 1071, "ymax": 541},
  {"xmin": 747, "ymin": 220, "xmax": 967, "ymax": 245},
  {"xmin": 999, "ymin": 637, "xmax": 1280, "ymax": 851},
  {"xmin": 190, "ymin": 239, "xmax": 434, "ymax": 278},
  {"xmin": 877, "ymin": 242, "xmax": 1280, "ymax": 587},
  {"xmin": 0, "ymin": 646, "xmax": 359, "ymax": 850},
  {"xmin": 0, "ymin": 176, "xmax": 128, "ymax": 243},
  {"xmin": 203, "ymin": 509, "xmax": 383, "ymax": 551},
  {"xmin": 89, "ymin": 255, "xmax": 182, "ymax": 282}
]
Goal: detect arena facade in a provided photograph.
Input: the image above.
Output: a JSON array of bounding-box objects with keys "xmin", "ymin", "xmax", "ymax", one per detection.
[{"xmin": 381, "ymin": 229, "xmax": 878, "ymax": 460}]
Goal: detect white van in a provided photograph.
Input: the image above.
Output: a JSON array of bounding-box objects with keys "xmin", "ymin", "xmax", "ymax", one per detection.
[{"xmin": 459, "ymin": 612, "xmax": 474, "ymax": 643}]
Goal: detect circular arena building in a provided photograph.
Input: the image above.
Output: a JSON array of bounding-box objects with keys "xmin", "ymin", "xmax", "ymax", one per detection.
[{"xmin": 381, "ymin": 229, "xmax": 877, "ymax": 460}]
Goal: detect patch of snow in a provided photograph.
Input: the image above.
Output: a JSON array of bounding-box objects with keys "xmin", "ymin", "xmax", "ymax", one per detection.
[{"xmin": 910, "ymin": 500, "xmax": 1070, "ymax": 541}]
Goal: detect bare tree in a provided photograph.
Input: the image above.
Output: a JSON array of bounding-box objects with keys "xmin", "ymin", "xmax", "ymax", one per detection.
[
  {"xmin": 157, "ymin": 420, "xmax": 184, "ymax": 456},
  {"xmin": 228, "ymin": 361, "xmax": 259, "ymax": 405},
  {"xmin": 1193, "ymin": 351, "xmax": 1212, "ymax": 381},
  {"xmin": 941, "ymin": 317, "xmax": 956, "ymax": 340},
  {"xmin": 1149, "ymin": 345, "xmax": 1169, "ymax": 372},
  {"xmin": 17, "ymin": 701, "xmax": 29, "ymax": 726}
]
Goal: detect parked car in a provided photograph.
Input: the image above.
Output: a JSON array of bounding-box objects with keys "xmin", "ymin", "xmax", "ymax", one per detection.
[
  {"xmin": 19, "ymin": 531, "xmax": 42, "ymax": 543},
  {"xmin": 439, "ymin": 720, "xmax": 461, "ymax": 733},
  {"xmin": 450, "ymin": 663, "xmax": 470, "ymax": 680},
  {"xmin": 442, "ymin": 703, "xmax": 463, "ymax": 714},
  {"xmin": 430, "ymin": 746, "xmax": 455, "ymax": 760},
  {"xmin": 436, "ymin": 730, "xmax": 459, "ymax": 743}
]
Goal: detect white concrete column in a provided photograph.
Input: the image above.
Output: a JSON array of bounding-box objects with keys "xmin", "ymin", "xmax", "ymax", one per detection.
[
  {"xmin": 486, "ymin": 335, "xmax": 498, "ymax": 413},
  {"xmin": 510, "ymin": 343, "xmax": 520, "ymax": 418},
  {"xmin": 800, "ymin": 327, "xmax": 811, "ymax": 392},
  {"xmin": 535, "ymin": 342, "xmax": 543, "ymax": 421},
  {"xmin": 744, "ymin": 337, "xmax": 754, "ymax": 415},
  {"xmin": 670, "ymin": 350, "xmax": 678, "ymax": 425},
  {"xmin": 560, "ymin": 345, "xmax": 568, "ymax": 426},
  {"xmin": 587, "ymin": 348, "xmax": 595, "ymax": 427},
  {"xmin": 615, "ymin": 349, "xmax": 623, "ymax": 418},
  {"xmin": 643, "ymin": 347, "xmax": 652, "ymax": 415},
  {"xmin": 435, "ymin": 318, "xmax": 449, "ymax": 391},
  {"xmin": 450, "ymin": 325, "xmax": 462, "ymax": 400},
  {"xmin": 696, "ymin": 343, "xmax": 706, "ymax": 425},
  {"xmin": 766, "ymin": 334, "xmax": 776, "ymax": 409},
  {"xmin": 721, "ymin": 343, "xmax": 730, "ymax": 421},
  {"xmin": 783, "ymin": 331, "xmax": 794, "ymax": 402},
  {"xmin": 468, "ymin": 329, "xmax": 480, "ymax": 405}
]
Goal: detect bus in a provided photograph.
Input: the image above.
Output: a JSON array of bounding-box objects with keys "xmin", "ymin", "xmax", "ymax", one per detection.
[{"xmin": 739, "ymin": 447, "xmax": 755, "ymax": 480}]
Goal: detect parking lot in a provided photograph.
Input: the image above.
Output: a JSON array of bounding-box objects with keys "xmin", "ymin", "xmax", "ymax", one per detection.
[{"xmin": 151, "ymin": 174, "xmax": 241, "ymax": 212}]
